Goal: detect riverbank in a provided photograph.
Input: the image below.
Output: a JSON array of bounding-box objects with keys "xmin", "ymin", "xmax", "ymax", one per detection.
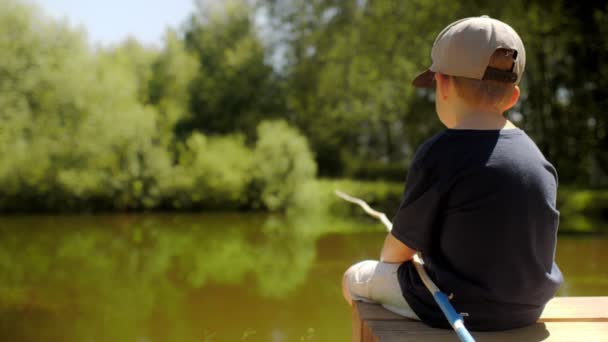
[{"xmin": 319, "ymin": 179, "xmax": 608, "ymax": 234}]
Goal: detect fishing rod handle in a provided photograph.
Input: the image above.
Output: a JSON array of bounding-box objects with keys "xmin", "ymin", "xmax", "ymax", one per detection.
[{"xmin": 433, "ymin": 291, "xmax": 476, "ymax": 342}]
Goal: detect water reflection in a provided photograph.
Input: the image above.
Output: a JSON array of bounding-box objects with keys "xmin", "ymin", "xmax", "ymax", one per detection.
[
  {"xmin": 0, "ymin": 214, "xmax": 605, "ymax": 341},
  {"xmin": 555, "ymin": 237, "xmax": 608, "ymax": 296},
  {"xmin": 0, "ymin": 213, "xmax": 375, "ymax": 341}
]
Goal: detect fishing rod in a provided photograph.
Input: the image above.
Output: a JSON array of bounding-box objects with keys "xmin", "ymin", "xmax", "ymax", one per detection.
[{"xmin": 335, "ymin": 190, "xmax": 475, "ymax": 342}]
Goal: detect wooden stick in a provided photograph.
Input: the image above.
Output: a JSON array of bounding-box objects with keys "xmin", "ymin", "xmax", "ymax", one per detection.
[{"xmin": 335, "ymin": 190, "xmax": 393, "ymax": 230}]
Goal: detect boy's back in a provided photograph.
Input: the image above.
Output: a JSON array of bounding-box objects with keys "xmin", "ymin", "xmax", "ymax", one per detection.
[{"xmin": 392, "ymin": 128, "xmax": 563, "ymax": 330}]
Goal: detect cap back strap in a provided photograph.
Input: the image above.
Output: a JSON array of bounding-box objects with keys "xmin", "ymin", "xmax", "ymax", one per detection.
[{"xmin": 482, "ymin": 67, "xmax": 518, "ymax": 83}]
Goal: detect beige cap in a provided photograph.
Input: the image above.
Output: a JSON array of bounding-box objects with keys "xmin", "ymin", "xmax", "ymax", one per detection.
[{"xmin": 412, "ymin": 15, "xmax": 526, "ymax": 88}]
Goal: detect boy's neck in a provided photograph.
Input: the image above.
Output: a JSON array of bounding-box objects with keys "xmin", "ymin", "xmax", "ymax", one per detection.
[
  {"xmin": 451, "ymin": 113, "xmax": 517, "ymax": 130},
  {"xmin": 449, "ymin": 105, "xmax": 517, "ymax": 130}
]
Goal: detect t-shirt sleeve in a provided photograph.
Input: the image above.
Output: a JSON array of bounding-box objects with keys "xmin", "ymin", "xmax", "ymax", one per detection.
[{"xmin": 391, "ymin": 151, "xmax": 442, "ymax": 253}]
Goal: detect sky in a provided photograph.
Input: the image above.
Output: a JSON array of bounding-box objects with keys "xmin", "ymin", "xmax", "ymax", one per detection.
[{"xmin": 35, "ymin": 0, "xmax": 197, "ymax": 46}]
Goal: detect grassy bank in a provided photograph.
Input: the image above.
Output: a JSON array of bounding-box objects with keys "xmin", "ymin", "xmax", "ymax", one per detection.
[
  {"xmin": 319, "ymin": 179, "xmax": 608, "ymax": 234},
  {"xmin": 558, "ymin": 188, "xmax": 608, "ymax": 233}
]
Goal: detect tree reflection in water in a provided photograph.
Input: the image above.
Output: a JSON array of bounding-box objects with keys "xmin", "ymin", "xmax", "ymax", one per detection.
[{"xmin": 0, "ymin": 213, "xmax": 379, "ymax": 341}]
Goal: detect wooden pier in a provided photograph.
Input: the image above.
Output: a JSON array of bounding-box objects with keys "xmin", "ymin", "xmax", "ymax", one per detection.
[{"xmin": 352, "ymin": 296, "xmax": 608, "ymax": 341}]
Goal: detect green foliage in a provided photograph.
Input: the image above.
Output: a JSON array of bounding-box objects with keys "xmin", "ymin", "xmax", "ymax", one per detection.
[
  {"xmin": 262, "ymin": 0, "xmax": 458, "ymax": 175},
  {"xmin": 99, "ymin": 38, "xmax": 159, "ymax": 105},
  {"xmin": 148, "ymin": 29, "xmax": 200, "ymax": 145},
  {"xmin": 165, "ymin": 133, "xmax": 254, "ymax": 210},
  {"xmin": 0, "ymin": 1, "xmax": 314, "ymax": 212},
  {"xmin": 157, "ymin": 120, "xmax": 317, "ymax": 212},
  {"xmin": 181, "ymin": 0, "xmax": 285, "ymax": 139},
  {"xmin": 492, "ymin": 1, "xmax": 608, "ymax": 186},
  {"xmin": 252, "ymin": 120, "xmax": 317, "ymax": 211},
  {"xmin": 558, "ymin": 188, "xmax": 608, "ymax": 233},
  {"xmin": 343, "ymin": 159, "xmax": 407, "ymax": 181},
  {"xmin": 0, "ymin": 0, "xmax": 175, "ymax": 211}
]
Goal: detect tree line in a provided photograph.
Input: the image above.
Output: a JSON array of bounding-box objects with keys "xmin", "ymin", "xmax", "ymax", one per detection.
[
  {"xmin": 0, "ymin": 0, "xmax": 606, "ymax": 212},
  {"xmin": 0, "ymin": 0, "xmax": 314, "ymax": 212},
  {"xmin": 261, "ymin": 0, "xmax": 608, "ymax": 184}
]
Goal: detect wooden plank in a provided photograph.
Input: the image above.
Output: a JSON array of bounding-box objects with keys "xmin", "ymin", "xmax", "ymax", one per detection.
[
  {"xmin": 535, "ymin": 322, "xmax": 608, "ymax": 341},
  {"xmin": 353, "ymin": 297, "xmax": 608, "ymax": 342},
  {"xmin": 354, "ymin": 301, "xmax": 383, "ymax": 342},
  {"xmin": 373, "ymin": 322, "xmax": 608, "ymax": 342},
  {"xmin": 471, "ymin": 323, "xmax": 551, "ymax": 342},
  {"xmin": 362, "ymin": 320, "xmax": 380, "ymax": 342},
  {"xmin": 356, "ymin": 297, "xmax": 608, "ymax": 322},
  {"xmin": 355, "ymin": 301, "xmax": 411, "ymax": 321},
  {"xmin": 352, "ymin": 300, "xmax": 363, "ymax": 342},
  {"xmin": 375, "ymin": 331, "xmax": 459, "ymax": 342},
  {"xmin": 540, "ymin": 297, "xmax": 608, "ymax": 322},
  {"xmin": 473, "ymin": 322, "xmax": 608, "ymax": 342},
  {"xmin": 368, "ymin": 320, "xmax": 454, "ymax": 336}
]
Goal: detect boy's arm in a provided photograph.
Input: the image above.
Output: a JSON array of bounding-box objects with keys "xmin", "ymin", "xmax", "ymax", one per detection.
[{"xmin": 380, "ymin": 232, "xmax": 417, "ymax": 263}]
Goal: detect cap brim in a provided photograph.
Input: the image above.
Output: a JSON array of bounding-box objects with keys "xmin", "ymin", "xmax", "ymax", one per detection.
[{"xmin": 412, "ymin": 69, "xmax": 436, "ymax": 88}]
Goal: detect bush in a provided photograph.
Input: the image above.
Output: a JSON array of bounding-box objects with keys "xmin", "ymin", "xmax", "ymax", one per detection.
[
  {"xmin": 346, "ymin": 161, "xmax": 408, "ymax": 182},
  {"xmin": 558, "ymin": 188, "xmax": 608, "ymax": 233},
  {"xmin": 251, "ymin": 120, "xmax": 317, "ymax": 211},
  {"xmin": 163, "ymin": 133, "xmax": 254, "ymax": 210},
  {"xmin": 0, "ymin": 0, "xmax": 168, "ymax": 212}
]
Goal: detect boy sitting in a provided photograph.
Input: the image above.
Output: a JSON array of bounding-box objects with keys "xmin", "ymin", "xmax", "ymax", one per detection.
[{"xmin": 342, "ymin": 15, "xmax": 563, "ymax": 331}]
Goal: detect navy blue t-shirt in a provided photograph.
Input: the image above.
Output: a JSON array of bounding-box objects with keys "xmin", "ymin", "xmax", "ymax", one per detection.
[{"xmin": 392, "ymin": 128, "xmax": 563, "ymax": 331}]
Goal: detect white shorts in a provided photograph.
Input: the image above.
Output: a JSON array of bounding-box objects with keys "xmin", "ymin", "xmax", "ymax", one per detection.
[{"xmin": 344, "ymin": 260, "xmax": 420, "ymax": 320}]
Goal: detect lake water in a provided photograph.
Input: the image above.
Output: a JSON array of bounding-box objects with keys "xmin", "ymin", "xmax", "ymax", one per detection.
[{"xmin": 0, "ymin": 213, "xmax": 606, "ymax": 341}]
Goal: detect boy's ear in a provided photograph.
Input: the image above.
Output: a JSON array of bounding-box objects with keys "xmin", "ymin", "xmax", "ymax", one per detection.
[
  {"xmin": 503, "ymin": 85, "xmax": 521, "ymax": 111},
  {"xmin": 435, "ymin": 73, "xmax": 450, "ymax": 100}
]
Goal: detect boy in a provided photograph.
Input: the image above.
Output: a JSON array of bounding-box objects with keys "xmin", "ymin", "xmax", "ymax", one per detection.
[{"xmin": 342, "ymin": 16, "xmax": 563, "ymax": 331}]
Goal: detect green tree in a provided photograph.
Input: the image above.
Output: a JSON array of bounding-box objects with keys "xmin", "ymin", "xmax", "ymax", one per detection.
[
  {"xmin": 148, "ymin": 29, "xmax": 200, "ymax": 146},
  {"xmin": 260, "ymin": 0, "xmax": 458, "ymax": 176},
  {"xmin": 181, "ymin": 0, "xmax": 285, "ymax": 139},
  {"xmin": 261, "ymin": 0, "xmax": 608, "ymax": 185},
  {"xmin": 99, "ymin": 38, "xmax": 159, "ymax": 105},
  {"xmin": 0, "ymin": 0, "xmax": 172, "ymax": 211}
]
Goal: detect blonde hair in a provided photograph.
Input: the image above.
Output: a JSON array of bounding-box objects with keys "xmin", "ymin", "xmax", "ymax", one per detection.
[{"xmin": 452, "ymin": 49, "xmax": 517, "ymax": 109}]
